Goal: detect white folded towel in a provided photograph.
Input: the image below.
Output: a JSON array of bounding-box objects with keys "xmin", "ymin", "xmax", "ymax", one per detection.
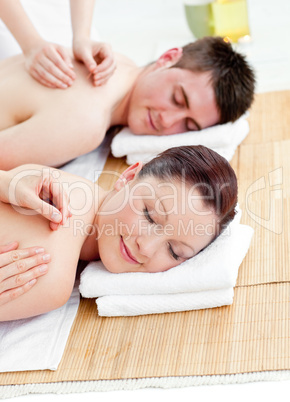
[
  {"xmin": 111, "ymin": 113, "xmax": 249, "ymax": 164},
  {"xmin": 97, "ymin": 288, "xmax": 235, "ymax": 317},
  {"xmin": 80, "ymin": 209, "xmax": 254, "ymax": 317}
]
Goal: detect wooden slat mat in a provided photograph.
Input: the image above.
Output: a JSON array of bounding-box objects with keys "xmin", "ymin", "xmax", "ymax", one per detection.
[{"xmin": 0, "ymin": 90, "xmax": 289, "ymax": 386}]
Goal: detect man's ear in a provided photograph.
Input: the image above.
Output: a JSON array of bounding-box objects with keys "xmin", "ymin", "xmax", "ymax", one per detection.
[
  {"xmin": 155, "ymin": 47, "xmax": 183, "ymax": 68},
  {"xmin": 114, "ymin": 162, "xmax": 143, "ymax": 191}
]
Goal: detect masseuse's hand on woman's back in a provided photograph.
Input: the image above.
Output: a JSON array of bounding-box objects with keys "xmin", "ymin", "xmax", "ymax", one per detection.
[
  {"xmin": 1, "ymin": 167, "xmax": 72, "ymax": 231},
  {"xmin": 0, "ymin": 167, "xmax": 69, "ymax": 304},
  {"xmin": 0, "ymin": 242, "xmax": 51, "ymax": 306}
]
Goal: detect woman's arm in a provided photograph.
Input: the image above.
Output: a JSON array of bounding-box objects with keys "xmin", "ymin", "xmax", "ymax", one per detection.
[
  {"xmin": 0, "ymin": 0, "xmax": 42, "ymax": 56},
  {"xmin": 0, "ymin": 0, "xmax": 115, "ymax": 87},
  {"xmin": 0, "ymin": 0, "xmax": 75, "ymax": 88},
  {"xmin": 70, "ymin": 0, "xmax": 116, "ymax": 86}
]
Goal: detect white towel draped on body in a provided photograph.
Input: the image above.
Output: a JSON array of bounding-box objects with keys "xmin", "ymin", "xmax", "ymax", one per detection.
[
  {"xmin": 80, "ymin": 209, "xmax": 254, "ymax": 317},
  {"xmin": 111, "ymin": 114, "xmax": 249, "ymax": 164}
]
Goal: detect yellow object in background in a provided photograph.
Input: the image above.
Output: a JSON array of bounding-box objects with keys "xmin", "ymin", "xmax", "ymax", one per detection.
[
  {"xmin": 184, "ymin": 0, "xmax": 251, "ymax": 43},
  {"xmin": 184, "ymin": 2, "xmax": 214, "ymax": 39},
  {"xmin": 211, "ymin": 0, "xmax": 250, "ymax": 42}
]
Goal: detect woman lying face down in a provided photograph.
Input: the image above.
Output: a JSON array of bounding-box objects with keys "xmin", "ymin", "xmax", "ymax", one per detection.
[{"xmin": 0, "ymin": 145, "xmax": 237, "ymax": 321}]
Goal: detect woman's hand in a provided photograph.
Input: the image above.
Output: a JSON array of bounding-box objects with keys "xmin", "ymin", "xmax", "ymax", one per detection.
[
  {"xmin": 73, "ymin": 38, "xmax": 116, "ymax": 86},
  {"xmin": 1, "ymin": 167, "xmax": 72, "ymax": 231},
  {"xmin": 0, "ymin": 242, "xmax": 50, "ymax": 307},
  {"xmin": 24, "ymin": 40, "xmax": 77, "ymax": 89}
]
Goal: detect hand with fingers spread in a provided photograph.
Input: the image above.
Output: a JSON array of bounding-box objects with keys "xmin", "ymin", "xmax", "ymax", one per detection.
[
  {"xmin": 73, "ymin": 39, "xmax": 116, "ymax": 86},
  {"xmin": 0, "ymin": 242, "xmax": 50, "ymax": 307},
  {"xmin": 0, "ymin": 167, "xmax": 72, "ymax": 231}
]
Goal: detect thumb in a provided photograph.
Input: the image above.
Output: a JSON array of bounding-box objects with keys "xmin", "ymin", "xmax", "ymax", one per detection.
[
  {"xmin": 81, "ymin": 50, "xmax": 97, "ymax": 73},
  {"xmin": 33, "ymin": 197, "xmax": 63, "ymax": 224}
]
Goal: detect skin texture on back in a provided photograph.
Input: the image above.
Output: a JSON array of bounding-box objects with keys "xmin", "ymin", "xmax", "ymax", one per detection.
[{"xmin": 0, "ymin": 49, "xmax": 221, "ymax": 170}]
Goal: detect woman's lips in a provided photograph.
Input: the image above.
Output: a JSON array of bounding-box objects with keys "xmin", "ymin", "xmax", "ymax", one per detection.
[{"xmin": 120, "ymin": 236, "xmax": 139, "ymax": 264}]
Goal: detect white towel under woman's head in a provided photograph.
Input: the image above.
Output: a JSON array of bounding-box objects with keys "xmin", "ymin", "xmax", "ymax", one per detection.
[{"xmin": 79, "ymin": 208, "xmax": 254, "ymax": 316}]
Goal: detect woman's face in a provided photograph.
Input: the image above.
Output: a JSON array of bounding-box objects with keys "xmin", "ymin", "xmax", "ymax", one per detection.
[
  {"xmin": 127, "ymin": 65, "xmax": 220, "ymax": 136},
  {"xmin": 96, "ymin": 172, "xmax": 218, "ymax": 273}
]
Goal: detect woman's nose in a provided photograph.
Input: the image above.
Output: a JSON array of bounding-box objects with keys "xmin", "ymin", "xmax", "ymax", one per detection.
[{"xmin": 135, "ymin": 232, "xmax": 163, "ymax": 259}]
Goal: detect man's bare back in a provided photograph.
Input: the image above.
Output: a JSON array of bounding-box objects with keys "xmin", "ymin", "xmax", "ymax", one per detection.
[
  {"xmin": 0, "ymin": 52, "xmax": 139, "ymax": 169},
  {"xmin": 0, "ymin": 37, "xmax": 255, "ymax": 171}
]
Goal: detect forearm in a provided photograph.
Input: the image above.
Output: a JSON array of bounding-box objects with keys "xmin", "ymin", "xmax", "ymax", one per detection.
[
  {"xmin": 0, "ymin": 0, "xmax": 43, "ymax": 54},
  {"xmin": 70, "ymin": 0, "xmax": 96, "ymax": 40}
]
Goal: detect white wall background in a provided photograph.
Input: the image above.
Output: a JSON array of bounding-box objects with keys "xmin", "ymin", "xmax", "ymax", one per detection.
[
  {"xmin": 93, "ymin": 0, "xmax": 190, "ymax": 64},
  {"xmin": 93, "ymin": 0, "xmax": 290, "ymax": 92}
]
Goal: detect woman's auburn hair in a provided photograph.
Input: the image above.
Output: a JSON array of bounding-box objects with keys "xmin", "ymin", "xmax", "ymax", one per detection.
[{"xmin": 138, "ymin": 145, "xmax": 238, "ymax": 234}]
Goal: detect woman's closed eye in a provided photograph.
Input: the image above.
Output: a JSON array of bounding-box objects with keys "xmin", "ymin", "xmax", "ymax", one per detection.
[
  {"xmin": 144, "ymin": 207, "xmax": 181, "ymax": 261},
  {"xmin": 143, "ymin": 207, "xmax": 155, "ymax": 224},
  {"xmin": 168, "ymin": 243, "xmax": 180, "ymax": 261}
]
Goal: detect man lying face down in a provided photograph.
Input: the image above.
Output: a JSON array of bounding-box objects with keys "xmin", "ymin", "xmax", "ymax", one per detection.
[{"xmin": 0, "ymin": 36, "xmax": 255, "ymax": 170}]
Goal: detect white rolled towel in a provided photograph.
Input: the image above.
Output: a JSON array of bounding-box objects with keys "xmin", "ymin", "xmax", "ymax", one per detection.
[
  {"xmin": 111, "ymin": 114, "xmax": 249, "ymax": 164},
  {"xmin": 80, "ymin": 209, "xmax": 254, "ymax": 316}
]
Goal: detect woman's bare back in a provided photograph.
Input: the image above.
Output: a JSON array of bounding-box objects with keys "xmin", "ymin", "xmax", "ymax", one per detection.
[{"xmin": 0, "ymin": 167, "xmax": 100, "ymax": 321}]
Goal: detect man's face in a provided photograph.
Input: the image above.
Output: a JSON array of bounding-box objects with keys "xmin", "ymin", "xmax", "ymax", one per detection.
[{"xmin": 127, "ymin": 66, "xmax": 220, "ymax": 136}]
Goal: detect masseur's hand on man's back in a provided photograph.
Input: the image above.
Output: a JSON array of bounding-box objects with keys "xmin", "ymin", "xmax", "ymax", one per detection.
[
  {"xmin": 73, "ymin": 38, "xmax": 116, "ymax": 87},
  {"xmin": 0, "ymin": 0, "xmax": 116, "ymax": 88},
  {"xmin": 24, "ymin": 40, "xmax": 76, "ymax": 89},
  {"xmin": 24, "ymin": 39, "xmax": 116, "ymax": 89}
]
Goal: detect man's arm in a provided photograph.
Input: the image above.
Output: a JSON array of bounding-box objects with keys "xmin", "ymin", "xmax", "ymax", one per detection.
[{"xmin": 0, "ymin": 108, "xmax": 105, "ymax": 170}]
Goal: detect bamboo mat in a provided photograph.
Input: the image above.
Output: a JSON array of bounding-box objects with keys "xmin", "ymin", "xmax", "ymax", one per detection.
[{"xmin": 0, "ymin": 90, "xmax": 289, "ymax": 387}]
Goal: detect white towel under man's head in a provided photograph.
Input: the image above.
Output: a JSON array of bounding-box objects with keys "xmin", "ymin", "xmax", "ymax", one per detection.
[{"xmin": 111, "ymin": 114, "xmax": 249, "ymax": 164}]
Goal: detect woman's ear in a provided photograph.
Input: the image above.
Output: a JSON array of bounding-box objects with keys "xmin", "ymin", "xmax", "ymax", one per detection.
[
  {"xmin": 114, "ymin": 162, "xmax": 143, "ymax": 191},
  {"xmin": 155, "ymin": 47, "xmax": 183, "ymax": 68}
]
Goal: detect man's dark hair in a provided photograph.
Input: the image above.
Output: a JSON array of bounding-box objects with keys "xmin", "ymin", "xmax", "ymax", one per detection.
[{"xmin": 173, "ymin": 36, "xmax": 256, "ymax": 124}]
